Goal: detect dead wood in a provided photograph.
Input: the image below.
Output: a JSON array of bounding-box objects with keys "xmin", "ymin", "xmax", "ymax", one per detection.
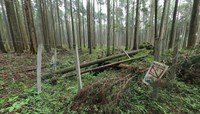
[
  {"xmin": 42, "ymin": 50, "xmax": 142, "ymax": 79},
  {"xmin": 59, "ymin": 55, "xmax": 147, "ymax": 79}
]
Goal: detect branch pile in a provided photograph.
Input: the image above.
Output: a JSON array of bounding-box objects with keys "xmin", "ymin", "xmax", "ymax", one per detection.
[
  {"xmin": 65, "ymin": 65, "xmax": 148, "ymax": 113},
  {"xmin": 178, "ymin": 55, "xmax": 200, "ymax": 85}
]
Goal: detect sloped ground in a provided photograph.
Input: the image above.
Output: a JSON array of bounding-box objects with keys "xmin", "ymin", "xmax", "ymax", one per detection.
[{"xmin": 0, "ymin": 48, "xmax": 200, "ymax": 113}]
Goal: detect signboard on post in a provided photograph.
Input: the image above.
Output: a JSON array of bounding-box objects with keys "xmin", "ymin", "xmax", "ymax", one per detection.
[{"xmin": 143, "ymin": 61, "xmax": 168, "ymax": 85}]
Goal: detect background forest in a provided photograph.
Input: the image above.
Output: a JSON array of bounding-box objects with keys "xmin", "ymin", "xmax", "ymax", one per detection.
[
  {"xmin": 0, "ymin": 0, "xmax": 199, "ymax": 54},
  {"xmin": 0, "ymin": 0, "xmax": 200, "ymax": 113}
]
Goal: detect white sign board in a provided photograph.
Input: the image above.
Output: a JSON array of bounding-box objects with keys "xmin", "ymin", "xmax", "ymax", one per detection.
[{"xmin": 143, "ymin": 61, "xmax": 169, "ymax": 85}]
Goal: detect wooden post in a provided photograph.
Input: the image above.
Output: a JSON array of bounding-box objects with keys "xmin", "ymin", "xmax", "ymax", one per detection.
[
  {"xmin": 152, "ymin": 0, "xmax": 159, "ymax": 99},
  {"xmin": 37, "ymin": 44, "xmax": 42, "ymax": 93},
  {"xmin": 75, "ymin": 44, "xmax": 82, "ymax": 91}
]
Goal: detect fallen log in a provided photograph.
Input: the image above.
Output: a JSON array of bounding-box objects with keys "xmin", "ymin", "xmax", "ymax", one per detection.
[
  {"xmin": 42, "ymin": 49, "xmax": 142, "ymax": 79},
  {"xmin": 59, "ymin": 55, "xmax": 147, "ymax": 79}
]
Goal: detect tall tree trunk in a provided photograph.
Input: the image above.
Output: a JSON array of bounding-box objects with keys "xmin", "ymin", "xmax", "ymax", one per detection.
[
  {"xmin": 92, "ymin": 0, "xmax": 96, "ymax": 48},
  {"xmin": 155, "ymin": 0, "xmax": 167, "ymax": 61},
  {"xmin": 125, "ymin": 0, "xmax": 129, "ymax": 50},
  {"xmin": 78, "ymin": 0, "xmax": 82, "ymax": 50},
  {"xmin": 107, "ymin": 0, "xmax": 111, "ymax": 56},
  {"xmin": 50, "ymin": 0, "xmax": 57, "ymax": 48},
  {"xmin": 133, "ymin": 0, "xmax": 140, "ymax": 50},
  {"xmin": 87, "ymin": 0, "xmax": 92, "ymax": 54},
  {"xmin": 64, "ymin": 0, "xmax": 72, "ymax": 49},
  {"xmin": 182, "ymin": 22, "xmax": 189, "ymax": 48},
  {"xmin": 99, "ymin": 1, "xmax": 102, "ymax": 48},
  {"xmin": 152, "ymin": 0, "xmax": 159, "ymax": 99},
  {"xmin": 14, "ymin": 0, "xmax": 26, "ymax": 50},
  {"xmin": 147, "ymin": 0, "xmax": 155, "ymax": 44},
  {"xmin": 168, "ymin": 0, "xmax": 179, "ymax": 49},
  {"xmin": 56, "ymin": 0, "xmax": 62, "ymax": 48},
  {"xmin": 70, "ymin": 0, "xmax": 82, "ymax": 91},
  {"xmin": 4, "ymin": 0, "xmax": 23, "ymax": 53},
  {"xmin": 70, "ymin": 0, "xmax": 75, "ymax": 48},
  {"xmin": 131, "ymin": 1, "xmax": 135, "ymax": 48},
  {"xmin": 39, "ymin": 0, "xmax": 51, "ymax": 52},
  {"xmin": 82, "ymin": 16, "xmax": 86, "ymax": 48},
  {"xmin": 23, "ymin": 0, "xmax": 37, "ymax": 54},
  {"xmin": 160, "ymin": 0, "xmax": 171, "ymax": 52},
  {"xmin": 0, "ymin": 30, "xmax": 7, "ymax": 53},
  {"xmin": 187, "ymin": 0, "xmax": 200, "ymax": 48},
  {"xmin": 0, "ymin": 0, "xmax": 12, "ymax": 50},
  {"xmin": 112, "ymin": 0, "xmax": 115, "ymax": 53}
]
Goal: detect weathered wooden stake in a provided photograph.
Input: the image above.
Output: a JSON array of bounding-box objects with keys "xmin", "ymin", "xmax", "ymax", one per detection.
[
  {"xmin": 37, "ymin": 44, "xmax": 42, "ymax": 93},
  {"xmin": 75, "ymin": 44, "xmax": 82, "ymax": 91}
]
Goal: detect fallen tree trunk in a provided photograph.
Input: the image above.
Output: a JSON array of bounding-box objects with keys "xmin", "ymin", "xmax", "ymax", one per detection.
[
  {"xmin": 43, "ymin": 50, "xmax": 142, "ymax": 79},
  {"xmin": 59, "ymin": 55, "xmax": 147, "ymax": 79}
]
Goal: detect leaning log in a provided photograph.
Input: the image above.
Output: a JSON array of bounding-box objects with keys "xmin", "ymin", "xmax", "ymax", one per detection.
[
  {"xmin": 60, "ymin": 55, "xmax": 147, "ymax": 79},
  {"xmin": 42, "ymin": 50, "xmax": 142, "ymax": 79}
]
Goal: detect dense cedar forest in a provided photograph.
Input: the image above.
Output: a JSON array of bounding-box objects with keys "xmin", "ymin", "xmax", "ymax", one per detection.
[{"xmin": 0, "ymin": 0, "xmax": 200, "ymax": 113}]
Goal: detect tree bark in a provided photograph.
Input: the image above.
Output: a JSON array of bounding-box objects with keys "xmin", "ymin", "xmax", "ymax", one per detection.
[
  {"xmin": 187, "ymin": 0, "xmax": 200, "ymax": 48},
  {"xmin": 152, "ymin": 0, "xmax": 159, "ymax": 99},
  {"xmin": 0, "ymin": 31, "xmax": 7, "ymax": 53},
  {"xmin": 56, "ymin": 0, "xmax": 62, "ymax": 48},
  {"xmin": 133, "ymin": 0, "xmax": 140, "ymax": 50},
  {"xmin": 0, "ymin": 0, "xmax": 12, "ymax": 49},
  {"xmin": 78, "ymin": 0, "xmax": 82, "ymax": 50},
  {"xmin": 112, "ymin": 0, "xmax": 115, "ymax": 53},
  {"xmin": 50, "ymin": 0, "xmax": 57, "ymax": 48},
  {"xmin": 107, "ymin": 0, "xmax": 111, "ymax": 56},
  {"xmin": 87, "ymin": 0, "xmax": 92, "ymax": 54},
  {"xmin": 125, "ymin": 0, "xmax": 129, "ymax": 50},
  {"xmin": 39, "ymin": 0, "xmax": 51, "ymax": 52},
  {"xmin": 92, "ymin": 0, "xmax": 96, "ymax": 49},
  {"xmin": 168, "ymin": 0, "xmax": 179, "ymax": 49},
  {"xmin": 4, "ymin": 0, "xmax": 23, "ymax": 53},
  {"xmin": 23, "ymin": 0, "xmax": 37, "ymax": 54}
]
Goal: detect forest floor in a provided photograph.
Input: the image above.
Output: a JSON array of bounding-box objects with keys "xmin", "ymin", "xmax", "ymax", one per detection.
[{"xmin": 0, "ymin": 47, "xmax": 200, "ymax": 114}]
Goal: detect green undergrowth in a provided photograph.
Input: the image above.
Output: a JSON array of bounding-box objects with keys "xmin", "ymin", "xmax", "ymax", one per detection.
[{"xmin": 1, "ymin": 48, "xmax": 200, "ymax": 113}]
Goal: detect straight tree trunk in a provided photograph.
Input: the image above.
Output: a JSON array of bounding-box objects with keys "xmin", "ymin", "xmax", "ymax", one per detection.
[
  {"xmin": 168, "ymin": 0, "xmax": 179, "ymax": 49},
  {"xmin": 64, "ymin": 0, "xmax": 72, "ymax": 49},
  {"xmin": 99, "ymin": 1, "xmax": 102, "ymax": 48},
  {"xmin": 0, "ymin": 30, "xmax": 7, "ymax": 53},
  {"xmin": 160, "ymin": 0, "xmax": 171, "ymax": 52},
  {"xmin": 50, "ymin": 0, "xmax": 57, "ymax": 48},
  {"xmin": 70, "ymin": 0, "xmax": 82, "ymax": 91},
  {"xmin": 14, "ymin": 0, "xmax": 26, "ymax": 50},
  {"xmin": 87, "ymin": 0, "xmax": 92, "ymax": 54},
  {"xmin": 82, "ymin": 16, "xmax": 86, "ymax": 48},
  {"xmin": 0, "ymin": 0, "xmax": 12, "ymax": 49},
  {"xmin": 187, "ymin": 0, "xmax": 200, "ymax": 48},
  {"xmin": 23, "ymin": 0, "xmax": 37, "ymax": 54},
  {"xmin": 4, "ymin": 0, "xmax": 23, "ymax": 53},
  {"xmin": 40, "ymin": 0, "xmax": 51, "ymax": 52},
  {"xmin": 152, "ymin": 0, "xmax": 159, "ymax": 99},
  {"xmin": 107, "ymin": 0, "xmax": 111, "ymax": 56},
  {"xmin": 112, "ymin": 0, "xmax": 115, "ymax": 53},
  {"xmin": 147, "ymin": 0, "xmax": 155, "ymax": 44},
  {"xmin": 131, "ymin": 1, "xmax": 135, "ymax": 48},
  {"xmin": 133, "ymin": 0, "xmax": 140, "ymax": 50},
  {"xmin": 56, "ymin": 0, "xmax": 62, "ymax": 48},
  {"xmin": 78, "ymin": 0, "xmax": 82, "ymax": 50},
  {"xmin": 125, "ymin": 0, "xmax": 129, "ymax": 50},
  {"xmin": 92, "ymin": 0, "xmax": 96, "ymax": 48}
]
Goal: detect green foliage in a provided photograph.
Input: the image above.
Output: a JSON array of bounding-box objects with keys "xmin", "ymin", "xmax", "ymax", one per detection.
[{"xmin": 1, "ymin": 48, "xmax": 200, "ymax": 114}]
